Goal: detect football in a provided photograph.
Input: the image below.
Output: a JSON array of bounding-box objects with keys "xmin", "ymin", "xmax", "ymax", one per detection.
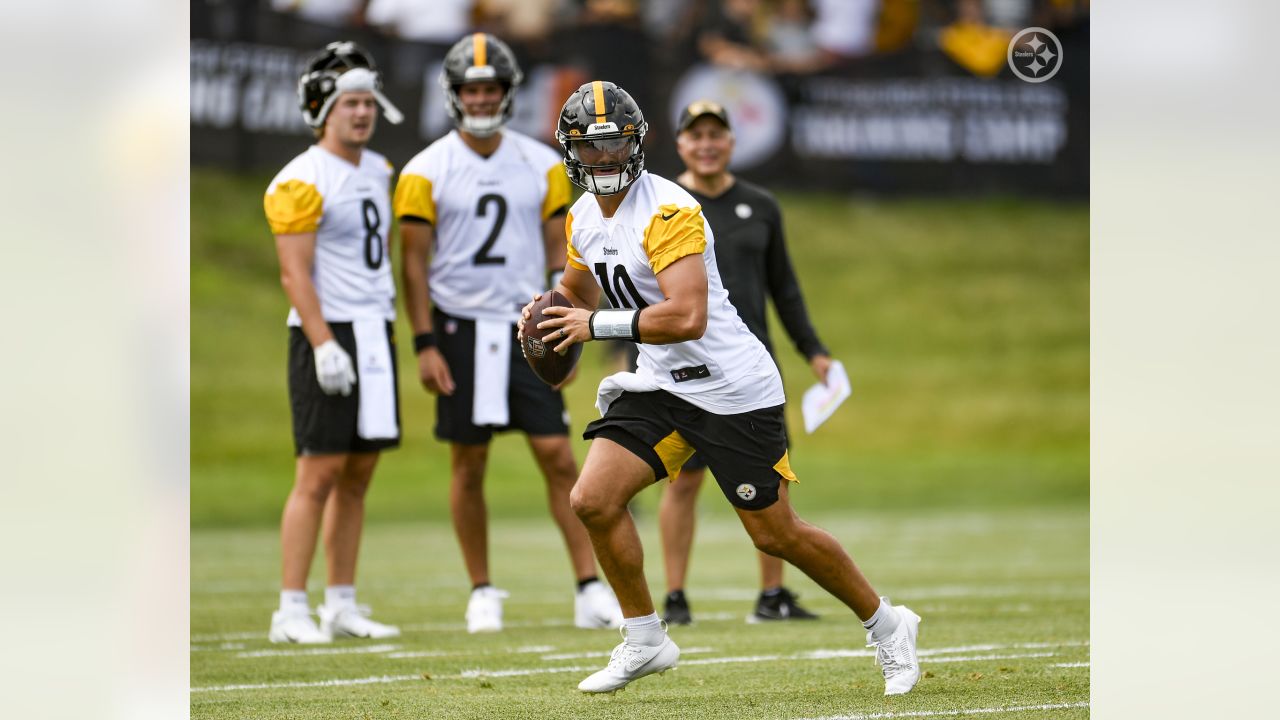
[{"xmin": 522, "ymin": 290, "xmax": 582, "ymax": 386}]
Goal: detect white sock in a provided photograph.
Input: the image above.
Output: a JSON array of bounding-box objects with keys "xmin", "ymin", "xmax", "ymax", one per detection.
[
  {"xmin": 325, "ymin": 585, "xmax": 357, "ymax": 609},
  {"xmin": 863, "ymin": 597, "xmax": 901, "ymax": 643},
  {"xmin": 279, "ymin": 589, "xmax": 309, "ymax": 613},
  {"xmin": 623, "ymin": 612, "xmax": 665, "ymax": 647}
]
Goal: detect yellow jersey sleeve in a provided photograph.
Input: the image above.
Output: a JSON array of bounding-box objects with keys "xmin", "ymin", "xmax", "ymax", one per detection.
[
  {"xmin": 264, "ymin": 179, "xmax": 323, "ymax": 235},
  {"xmin": 565, "ymin": 212, "xmax": 589, "ymax": 271},
  {"xmin": 393, "ymin": 173, "xmax": 436, "ymax": 224},
  {"xmin": 542, "ymin": 164, "xmax": 571, "ymax": 220},
  {"xmin": 642, "ymin": 204, "xmax": 706, "ymax": 274}
]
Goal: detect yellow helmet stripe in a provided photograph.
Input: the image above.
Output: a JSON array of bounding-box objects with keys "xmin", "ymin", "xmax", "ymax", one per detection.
[
  {"xmin": 472, "ymin": 33, "xmax": 487, "ymax": 67},
  {"xmin": 592, "ymin": 80, "xmax": 606, "ymax": 124}
]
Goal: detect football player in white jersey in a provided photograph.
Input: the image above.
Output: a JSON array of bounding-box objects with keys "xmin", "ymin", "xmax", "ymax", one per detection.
[
  {"xmin": 519, "ymin": 81, "xmax": 922, "ymax": 695},
  {"xmin": 394, "ymin": 34, "xmax": 621, "ymax": 633},
  {"xmin": 262, "ymin": 41, "xmax": 405, "ymax": 644}
]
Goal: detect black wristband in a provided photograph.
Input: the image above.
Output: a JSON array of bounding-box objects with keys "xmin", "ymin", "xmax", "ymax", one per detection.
[
  {"xmin": 413, "ymin": 332, "xmax": 437, "ymax": 353},
  {"xmin": 631, "ymin": 309, "xmax": 642, "ymax": 343}
]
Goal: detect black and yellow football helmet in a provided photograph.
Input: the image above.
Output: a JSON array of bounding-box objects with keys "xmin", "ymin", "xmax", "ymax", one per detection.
[
  {"xmin": 439, "ymin": 33, "xmax": 524, "ymax": 137},
  {"xmin": 555, "ymin": 81, "xmax": 648, "ymax": 196}
]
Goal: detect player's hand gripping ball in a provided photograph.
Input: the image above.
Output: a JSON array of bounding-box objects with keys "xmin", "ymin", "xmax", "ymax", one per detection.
[{"xmin": 521, "ymin": 291, "xmax": 582, "ymax": 387}]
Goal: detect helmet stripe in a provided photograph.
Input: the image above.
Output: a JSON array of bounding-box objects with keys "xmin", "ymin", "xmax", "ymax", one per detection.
[
  {"xmin": 592, "ymin": 81, "xmax": 606, "ymax": 124},
  {"xmin": 472, "ymin": 33, "xmax": 487, "ymax": 67}
]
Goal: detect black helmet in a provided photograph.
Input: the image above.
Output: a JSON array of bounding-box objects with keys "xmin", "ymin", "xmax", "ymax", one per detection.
[
  {"xmin": 298, "ymin": 41, "xmax": 403, "ymax": 129},
  {"xmin": 555, "ymin": 81, "xmax": 648, "ymax": 196},
  {"xmin": 439, "ymin": 33, "xmax": 524, "ymax": 137}
]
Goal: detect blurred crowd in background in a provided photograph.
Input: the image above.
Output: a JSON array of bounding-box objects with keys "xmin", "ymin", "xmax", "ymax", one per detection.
[{"xmin": 261, "ymin": 0, "xmax": 1089, "ymax": 77}]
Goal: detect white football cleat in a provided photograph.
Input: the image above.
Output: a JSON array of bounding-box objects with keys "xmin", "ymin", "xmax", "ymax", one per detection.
[
  {"xmin": 318, "ymin": 603, "xmax": 401, "ymax": 640},
  {"xmin": 574, "ymin": 580, "xmax": 624, "ymax": 629},
  {"xmin": 867, "ymin": 601, "xmax": 922, "ymax": 696},
  {"xmin": 466, "ymin": 586, "xmax": 509, "ymax": 633},
  {"xmin": 268, "ymin": 608, "xmax": 331, "ymax": 644},
  {"xmin": 577, "ymin": 627, "xmax": 680, "ymax": 693}
]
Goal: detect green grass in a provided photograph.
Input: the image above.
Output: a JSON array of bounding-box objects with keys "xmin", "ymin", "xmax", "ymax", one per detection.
[
  {"xmin": 191, "ymin": 169, "xmax": 1088, "ymax": 527},
  {"xmin": 192, "ymin": 167, "xmax": 1088, "ymax": 716},
  {"xmin": 191, "ymin": 508, "xmax": 1089, "ymax": 719}
]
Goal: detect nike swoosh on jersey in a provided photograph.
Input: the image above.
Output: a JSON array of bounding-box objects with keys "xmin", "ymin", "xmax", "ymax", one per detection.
[{"xmin": 660, "ymin": 210, "xmax": 677, "ymax": 221}]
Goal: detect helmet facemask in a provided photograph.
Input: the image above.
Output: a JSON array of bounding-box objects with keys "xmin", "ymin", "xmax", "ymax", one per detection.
[
  {"xmin": 439, "ymin": 34, "xmax": 524, "ymax": 138},
  {"xmin": 441, "ymin": 77, "xmax": 516, "ymax": 138},
  {"xmin": 559, "ymin": 133, "xmax": 646, "ymax": 196}
]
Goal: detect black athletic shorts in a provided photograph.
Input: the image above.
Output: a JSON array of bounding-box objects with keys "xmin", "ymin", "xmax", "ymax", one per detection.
[
  {"xmin": 288, "ymin": 322, "xmax": 401, "ymax": 456},
  {"xmin": 619, "ymin": 342, "xmax": 788, "ymax": 474},
  {"xmin": 582, "ymin": 390, "xmax": 797, "ymax": 511},
  {"xmin": 433, "ymin": 308, "xmax": 569, "ymax": 444}
]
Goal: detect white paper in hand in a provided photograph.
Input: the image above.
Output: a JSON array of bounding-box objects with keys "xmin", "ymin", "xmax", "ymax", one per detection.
[{"xmin": 801, "ymin": 360, "xmax": 851, "ymax": 434}]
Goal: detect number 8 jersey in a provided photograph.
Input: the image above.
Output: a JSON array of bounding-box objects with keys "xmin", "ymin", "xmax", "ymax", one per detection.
[
  {"xmin": 393, "ymin": 130, "xmax": 571, "ymax": 323},
  {"xmin": 264, "ymin": 145, "xmax": 397, "ymax": 325},
  {"xmin": 567, "ymin": 171, "xmax": 784, "ymax": 414}
]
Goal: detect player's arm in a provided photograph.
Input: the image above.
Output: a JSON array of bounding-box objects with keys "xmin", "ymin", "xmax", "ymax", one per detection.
[
  {"xmin": 763, "ymin": 205, "xmax": 831, "ymax": 381},
  {"xmin": 395, "ymin": 164, "xmax": 455, "ymax": 395},
  {"xmin": 641, "ymin": 253, "xmax": 708, "ymax": 343},
  {"xmin": 274, "ymin": 232, "xmax": 332, "ymax": 347},
  {"xmin": 275, "ymin": 232, "xmax": 357, "ymax": 396},
  {"xmin": 399, "ymin": 218, "xmax": 455, "ymax": 395},
  {"xmin": 535, "ymin": 253, "xmax": 707, "ymax": 353}
]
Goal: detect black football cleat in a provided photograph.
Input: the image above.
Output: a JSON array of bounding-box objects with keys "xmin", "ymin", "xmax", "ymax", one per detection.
[
  {"xmin": 748, "ymin": 587, "xmax": 819, "ymax": 623},
  {"xmin": 662, "ymin": 590, "xmax": 693, "ymax": 625}
]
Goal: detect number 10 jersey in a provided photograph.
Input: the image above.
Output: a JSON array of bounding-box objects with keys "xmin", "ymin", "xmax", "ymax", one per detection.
[{"xmin": 394, "ymin": 130, "xmax": 571, "ymax": 323}]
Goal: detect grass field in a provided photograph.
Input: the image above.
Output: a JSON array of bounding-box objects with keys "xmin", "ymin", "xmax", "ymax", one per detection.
[
  {"xmin": 191, "ymin": 167, "xmax": 1089, "ymax": 717},
  {"xmin": 192, "ymin": 509, "xmax": 1089, "ymax": 719}
]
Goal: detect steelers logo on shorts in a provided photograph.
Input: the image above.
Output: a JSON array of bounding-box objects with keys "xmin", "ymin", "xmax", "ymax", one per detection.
[{"xmin": 736, "ymin": 483, "xmax": 757, "ymax": 501}]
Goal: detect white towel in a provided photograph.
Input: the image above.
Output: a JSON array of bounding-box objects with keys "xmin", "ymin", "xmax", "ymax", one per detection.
[
  {"xmin": 594, "ymin": 367, "xmax": 661, "ymax": 416},
  {"xmin": 472, "ymin": 319, "xmax": 511, "ymax": 427},
  {"xmin": 353, "ymin": 319, "xmax": 398, "ymax": 440}
]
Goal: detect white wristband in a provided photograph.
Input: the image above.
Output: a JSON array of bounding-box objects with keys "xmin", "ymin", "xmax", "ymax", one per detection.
[{"xmin": 590, "ymin": 309, "xmax": 640, "ymax": 341}]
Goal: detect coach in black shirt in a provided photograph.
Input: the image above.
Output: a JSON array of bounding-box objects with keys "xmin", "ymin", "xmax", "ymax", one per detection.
[{"xmin": 656, "ymin": 100, "xmax": 833, "ymax": 626}]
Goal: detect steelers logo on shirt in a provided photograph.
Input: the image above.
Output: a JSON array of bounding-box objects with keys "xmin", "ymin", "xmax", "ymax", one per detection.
[{"xmin": 736, "ymin": 483, "xmax": 757, "ymax": 501}]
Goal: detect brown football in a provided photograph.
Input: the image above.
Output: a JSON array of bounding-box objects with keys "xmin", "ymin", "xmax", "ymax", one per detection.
[{"xmin": 522, "ymin": 290, "xmax": 582, "ymax": 387}]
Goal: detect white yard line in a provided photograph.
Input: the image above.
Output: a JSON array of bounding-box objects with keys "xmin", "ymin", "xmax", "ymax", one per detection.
[
  {"xmin": 539, "ymin": 646, "xmax": 716, "ymax": 661},
  {"xmin": 191, "ymin": 648, "xmax": 1081, "ymax": 693},
  {"xmin": 236, "ymin": 644, "xmax": 401, "ymax": 659},
  {"xmin": 1050, "ymin": 662, "xmax": 1089, "ymax": 668},
  {"xmin": 796, "ymin": 701, "xmax": 1090, "ymax": 720},
  {"xmin": 192, "ymin": 674, "xmax": 422, "ymax": 693}
]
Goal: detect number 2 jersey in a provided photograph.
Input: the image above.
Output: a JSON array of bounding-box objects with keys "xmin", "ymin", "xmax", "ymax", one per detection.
[
  {"xmin": 567, "ymin": 171, "xmax": 785, "ymax": 415},
  {"xmin": 263, "ymin": 145, "xmax": 397, "ymax": 326},
  {"xmin": 393, "ymin": 129, "xmax": 571, "ymax": 323}
]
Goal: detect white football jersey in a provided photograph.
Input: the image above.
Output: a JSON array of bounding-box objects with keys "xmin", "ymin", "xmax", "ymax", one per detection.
[
  {"xmin": 567, "ymin": 171, "xmax": 784, "ymax": 414},
  {"xmin": 264, "ymin": 145, "xmax": 397, "ymax": 325},
  {"xmin": 394, "ymin": 130, "xmax": 571, "ymax": 323}
]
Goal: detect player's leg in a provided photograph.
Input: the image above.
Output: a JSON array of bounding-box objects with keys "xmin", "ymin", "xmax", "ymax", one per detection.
[
  {"xmin": 315, "ymin": 451, "xmax": 401, "ymax": 639},
  {"xmin": 658, "ymin": 463, "xmax": 704, "ymax": 624},
  {"xmin": 735, "ymin": 481, "xmax": 879, "ymax": 617},
  {"xmin": 273, "ymin": 453, "xmax": 344, "ymax": 643},
  {"xmin": 431, "ymin": 311, "xmax": 508, "ymax": 631},
  {"xmin": 526, "ymin": 434, "xmax": 596, "ymax": 578},
  {"xmin": 526, "ymin": 433, "xmax": 623, "ymax": 628},
  {"xmin": 449, "ymin": 441, "xmax": 509, "ymax": 632},
  {"xmin": 449, "ymin": 442, "xmax": 491, "ymax": 585},
  {"xmin": 735, "ymin": 482, "xmax": 921, "ymax": 694},
  {"xmin": 571, "ymin": 436, "xmax": 680, "ymax": 692},
  {"xmin": 322, "ymin": 451, "xmax": 377, "ymax": 586},
  {"xmin": 570, "ymin": 437, "xmax": 657, "ymax": 615}
]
